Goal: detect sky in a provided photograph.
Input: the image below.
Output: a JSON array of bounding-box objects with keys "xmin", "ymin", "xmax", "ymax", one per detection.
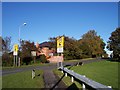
[{"xmin": 2, "ymin": 2, "xmax": 118, "ymax": 52}]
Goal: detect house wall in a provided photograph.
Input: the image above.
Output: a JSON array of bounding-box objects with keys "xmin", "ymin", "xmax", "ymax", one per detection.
[{"xmin": 36, "ymin": 43, "xmax": 63, "ymax": 63}]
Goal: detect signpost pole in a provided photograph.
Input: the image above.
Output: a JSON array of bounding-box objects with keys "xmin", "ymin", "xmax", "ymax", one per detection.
[
  {"xmin": 57, "ymin": 36, "xmax": 64, "ymax": 68},
  {"xmin": 14, "ymin": 55, "xmax": 15, "ymax": 66},
  {"xmin": 13, "ymin": 44, "xmax": 18, "ymax": 67},
  {"xmin": 16, "ymin": 55, "xmax": 17, "ymax": 66}
]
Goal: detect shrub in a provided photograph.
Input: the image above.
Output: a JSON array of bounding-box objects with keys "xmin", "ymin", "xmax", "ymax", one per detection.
[{"xmin": 40, "ymin": 55, "xmax": 47, "ymax": 63}]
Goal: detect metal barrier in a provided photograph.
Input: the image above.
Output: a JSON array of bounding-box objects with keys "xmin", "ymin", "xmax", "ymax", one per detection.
[{"xmin": 59, "ymin": 66, "xmax": 112, "ymax": 90}]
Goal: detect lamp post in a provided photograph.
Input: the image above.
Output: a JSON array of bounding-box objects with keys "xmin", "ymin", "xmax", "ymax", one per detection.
[
  {"xmin": 18, "ymin": 22, "xmax": 27, "ymax": 66},
  {"xmin": 19, "ymin": 23, "xmax": 27, "ymax": 42}
]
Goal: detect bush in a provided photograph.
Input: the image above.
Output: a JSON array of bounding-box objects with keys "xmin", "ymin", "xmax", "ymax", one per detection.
[
  {"xmin": 22, "ymin": 56, "xmax": 32, "ymax": 65},
  {"xmin": 40, "ymin": 55, "xmax": 47, "ymax": 63},
  {"xmin": 2, "ymin": 53, "xmax": 13, "ymax": 67}
]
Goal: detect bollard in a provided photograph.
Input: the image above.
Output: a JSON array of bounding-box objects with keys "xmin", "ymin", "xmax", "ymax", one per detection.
[
  {"xmin": 32, "ymin": 69, "xmax": 35, "ymax": 79},
  {"xmin": 65, "ymin": 73, "xmax": 67, "ymax": 77},
  {"xmin": 71, "ymin": 70, "xmax": 74, "ymax": 82}
]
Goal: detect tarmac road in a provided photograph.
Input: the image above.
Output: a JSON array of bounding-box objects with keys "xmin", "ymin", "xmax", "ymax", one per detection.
[
  {"xmin": 1, "ymin": 64, "xmax": 56, "ymax": 76},
  {"xmin": 1, "ymin": 58, "xmax": 104, "ymax": 76}
]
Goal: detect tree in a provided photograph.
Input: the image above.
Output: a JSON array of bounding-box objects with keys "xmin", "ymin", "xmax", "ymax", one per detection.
[
  {"xmin": 2, "ymin": 36, "xmax": 12, "ymax": 53},
  {"xmin": 79, "ymin": 30, "xmax": 106, "ymax": 58},
  {"xmin": 107, "ymin": 27, "xmax": 120, "ymax": 59},
  {"xmin": 1, "ymin": 36, "xmax": 13, "ymax": 66},
  {"xmin": 20, "ymin": 40, "xmax": 37, "ymax": 65},
  {"xmin": 49, "ymin": 35, "xmax": 82, "ymax": 60},
  {"xmin": 0, "ymin": 36, "xmax": 2, "ymax": 52}
]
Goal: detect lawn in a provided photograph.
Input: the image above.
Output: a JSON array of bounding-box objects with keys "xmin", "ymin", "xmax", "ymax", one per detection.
[
  {"xmin": 2, "ymin": 70, "xmax": 44, "ymax": 88},
  {"xmin": 54, "ymin": 60, "xmax": 119, "ymax": 89},
  {"xmin": 70, "ymin": 60, "xmax": 119, "ymax": 89}
]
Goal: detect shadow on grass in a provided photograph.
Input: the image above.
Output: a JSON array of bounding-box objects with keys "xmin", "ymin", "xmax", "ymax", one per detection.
[{"xmin": 66, "ymin": 83, "xmax": 79, "ymax": 90}]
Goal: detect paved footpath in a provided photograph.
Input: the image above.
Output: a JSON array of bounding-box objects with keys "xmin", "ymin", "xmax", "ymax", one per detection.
[{"xmin": 43, "ymin": 70, "xmax": 67, "ymax": 89}]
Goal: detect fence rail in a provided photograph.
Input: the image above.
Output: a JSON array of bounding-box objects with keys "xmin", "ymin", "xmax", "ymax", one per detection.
[{"xmin": 59, "ymin": 66, "xmax": 112, "ymax": 90}]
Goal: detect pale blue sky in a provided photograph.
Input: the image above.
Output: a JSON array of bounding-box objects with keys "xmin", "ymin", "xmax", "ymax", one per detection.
[{"xmin": 2, "ymin": 2, "xmax": 118, "ymax": 52}]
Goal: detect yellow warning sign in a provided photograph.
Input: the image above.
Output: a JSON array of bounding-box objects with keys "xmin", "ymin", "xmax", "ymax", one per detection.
[
  {"xmin": 57, "ymin": 36, "xmax": 64, "ymax": 53},
  {"xmin": 13, "ymin": 44, "xmax": 19, "ymax": 52}
]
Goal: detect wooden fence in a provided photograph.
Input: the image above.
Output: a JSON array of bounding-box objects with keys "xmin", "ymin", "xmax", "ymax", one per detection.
[{"xmin": 58, "ymin": 66, "xmax": 112, "ymax": 90}]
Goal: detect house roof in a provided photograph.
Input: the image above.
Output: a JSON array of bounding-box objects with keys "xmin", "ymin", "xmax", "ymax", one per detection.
[{"xmin": 39, "ymin": 42, "xmax": 51, "ymax": 48}]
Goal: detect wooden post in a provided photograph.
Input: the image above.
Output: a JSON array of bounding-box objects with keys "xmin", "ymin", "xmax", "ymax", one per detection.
[
  {"xmin": 65, "ymin": 73, "xmax": 67, "ymax": 77},
  {"xmin": 18, "ymin": 57, "xmax": 20, "ymax": 67},
  {"xmin": 82, "ymin": 83, "xmax": 85, "ymax": 90},
  {"xmin": 71, "ymin": 76, "xmax": 74, "ymax": 82},
  {"xmin": 108, "ymin": 86, "xmax": 112, "ymax": 88},
  {"xmin": 82, "ymin": 75, "xmax": 86, "ymax": 90},
  {"xmin": 16, "ymin": 55, "xmax": 17, "ymax": 67},
  {"xmin": 14, "ymin": 55, "xmax": 15, "ymax": 66},
  {"xmin": 71, "ymin": 70, "xmax": 74, "ymax": 82},
  {"xmin": 32, "ymin": 69, "xmax": 35, "ymax": 79}
]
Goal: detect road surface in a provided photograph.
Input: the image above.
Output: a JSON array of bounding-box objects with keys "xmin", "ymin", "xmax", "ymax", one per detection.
[{"xmin": 1, "ymin": 58, "xmax": 103, "ymax": 76}]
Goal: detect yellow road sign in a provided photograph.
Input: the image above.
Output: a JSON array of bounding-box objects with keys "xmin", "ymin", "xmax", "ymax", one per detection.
[
  {"xmin": 57, "ymin": 36, "xmax": 64, "ymax": 48},
  {"xmin": 13, "ymin": 44, "xmax": 19, "ymax": 52},
  {"xmin": 57, "ymin": 36, "xmax": 64, "ymax": 53}
]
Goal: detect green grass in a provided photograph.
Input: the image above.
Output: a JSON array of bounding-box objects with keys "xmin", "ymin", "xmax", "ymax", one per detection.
[
  {"xmin": 0, "ymin": 76, "xmax": 2, "ymax": 90},
  {"xmin": 53, "ymin": 69, "xmax": 82, "ymax": 88},
  {"xmin": 70, "ymin": 60, "xmax": 119, "ymax": 89},
  {"xmin": 2, "ymin": 70, "xmax": 44, "ymax": 88}
]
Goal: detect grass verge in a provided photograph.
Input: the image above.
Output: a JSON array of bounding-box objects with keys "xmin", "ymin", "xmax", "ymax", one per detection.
[
  {"xmin": 70, "ymin": 60, "xmax": 119, "ymax": 89},
  {"xmin": 53, "ymin": 69, "xmax": 82, "ymax": 89},
  {"xmin": 2, "ymin": 70, "xmax": 44, "ymax": 88},
  {"xmin": 54, "ymin": 60, "xmax": 119, "ymax": 89}
]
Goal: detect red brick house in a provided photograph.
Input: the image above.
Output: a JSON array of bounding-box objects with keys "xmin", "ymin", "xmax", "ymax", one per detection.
[{"xmin": 36, "ymin": 42, "xmax": 63, "ymax": 63}]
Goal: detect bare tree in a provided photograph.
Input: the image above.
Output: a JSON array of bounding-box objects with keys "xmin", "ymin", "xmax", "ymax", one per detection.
[{"xmin": 2, "ymin": 36, "xmax": 12, "ymax": 53}]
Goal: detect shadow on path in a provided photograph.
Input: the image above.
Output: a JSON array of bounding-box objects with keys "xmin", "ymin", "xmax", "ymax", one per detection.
[{"xmin": 50, "ymin": 73, "xmax": 66, "ymax": 90}]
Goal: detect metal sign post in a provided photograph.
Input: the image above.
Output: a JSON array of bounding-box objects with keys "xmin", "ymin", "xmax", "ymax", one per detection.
[
  {"xmin": 57, "ymin": 36, "xmax": 64, "ymax": 68},
  {"xmin": 13, "ymin": 44, "xmax": 19, "ymax": 67}
]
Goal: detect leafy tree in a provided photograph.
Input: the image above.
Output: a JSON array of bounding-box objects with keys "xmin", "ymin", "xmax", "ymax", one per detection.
[
  {"xmin": 20, "ymin": 40, "xmax": 37, "ymax": 65},
  {"xmin": 64, "ymin": 36, "xmax": 82, "ymax": 60},
  {"xmin": 49, "ymin": 36, "xmax": 82, "ymax": 60},
  {"xmin": 79, "ymin": 30, "xmax": 106, "ymax": 58},
  {"xmin": 107, "ymin": 27, "xmax": 120, "ymax": 59}
]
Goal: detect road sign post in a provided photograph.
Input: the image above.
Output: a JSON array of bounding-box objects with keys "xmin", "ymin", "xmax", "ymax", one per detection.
[
  {"xmin": 13, "ymin": 44, "xmax": 19, "ymax": 67},
  {"xmin": 57, "ymin": 36, "xmax": 64, "ymax": 67},
  {"xmin": 57, "ymin": 36, "xmax": 64, "ymax": 53}
]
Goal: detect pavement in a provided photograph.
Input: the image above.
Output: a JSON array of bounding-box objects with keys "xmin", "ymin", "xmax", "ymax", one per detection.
[{"xmin": 43, "ymin": 70, "xmax": 67, "ymax": 89}]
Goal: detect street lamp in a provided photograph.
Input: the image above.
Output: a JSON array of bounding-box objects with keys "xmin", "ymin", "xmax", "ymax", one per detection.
[
  {"xmin": 18, "ymin": 22, "xmax": 27, "ymax": 67},
  {"xmin": 19, "ymin": 22, "xmax": 27, "ymax": 42}
]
